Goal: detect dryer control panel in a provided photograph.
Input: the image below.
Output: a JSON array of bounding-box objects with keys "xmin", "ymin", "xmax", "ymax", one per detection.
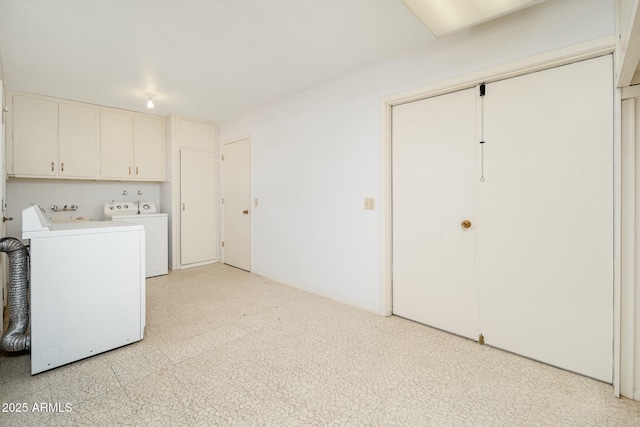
[
  {"xmin": 104, "ymin": 201, "xmax": 158, "ymax": 216},
  {"xmin": 22, "ymin": 203, "xmax": 52, "ymax": 236}
]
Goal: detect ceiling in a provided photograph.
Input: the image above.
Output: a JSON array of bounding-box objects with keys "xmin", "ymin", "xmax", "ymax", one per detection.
[{"xmin": 0, "ymin": 0, "xmax": 435, "ymax": 121}]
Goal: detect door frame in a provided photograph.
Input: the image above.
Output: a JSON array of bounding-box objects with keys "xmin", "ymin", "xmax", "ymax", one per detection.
[
  {"xmin": 0, "ymin": 80, "xmax": 5, "ymax": 333},
  {"xmin": 619, "ymin": 84, "xmax": 640, "ymax": 399},
  {"xmin": 221, "ymin": 135, "xmax": 253, "ymax": 271},
  {"xmin": 379, "ymin": 36, "xmax": 619, "ymax": 389}
]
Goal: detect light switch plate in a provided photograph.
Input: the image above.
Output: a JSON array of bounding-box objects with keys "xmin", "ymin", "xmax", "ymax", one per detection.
[{"xmin": 364, "ymin": 198, "xmax": 375, "ymax": 210}]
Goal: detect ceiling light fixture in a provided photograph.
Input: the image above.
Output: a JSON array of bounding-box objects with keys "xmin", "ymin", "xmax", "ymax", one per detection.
[
  {"xmin": 146, "ymin": 94, "xmax": 154, "ymax": 109},
  {"xmin": 402, "ymin": 0, "xmax": 544, "ymax": 38}
]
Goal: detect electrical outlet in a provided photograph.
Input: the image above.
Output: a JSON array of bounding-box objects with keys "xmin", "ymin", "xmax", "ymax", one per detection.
[{"xmin": 364, "ymin": 198, "xmax": 375, "ymax": 210}]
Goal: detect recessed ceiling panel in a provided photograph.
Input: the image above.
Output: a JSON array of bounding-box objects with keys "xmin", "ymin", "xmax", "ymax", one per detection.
[{"xmin": 403, "ymin": 0, "xmax": 544, "ymax": 38}]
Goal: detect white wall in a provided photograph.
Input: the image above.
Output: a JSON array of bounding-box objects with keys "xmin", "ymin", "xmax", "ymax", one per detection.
[
  {"xmin": 219, "ymin": 0, "xmax": 615, "ymax": 313},
  {"xmin": 0, "ymin": 46, "xmax": 4, "ymax": 82},
  {"xmin": 6, "ymin": 179, "xmax": 161, "ymax": 239}
]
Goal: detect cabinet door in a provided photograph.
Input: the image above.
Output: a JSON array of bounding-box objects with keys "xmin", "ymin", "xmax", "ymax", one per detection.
[
  {"xmin": 180, "ymin": 149, "xmax": 217, "ymax": 265},
  {"xmin": 59, "ymin": 103, "xmax": 98, "ymax": 178},
  {"xmin": 134, "ymin": 115, "xmax": 164, "ymax": 180},
  {"xmin": 178, "ymin": 118, "xmax": 216, "ymax": 150},
  {"xmin": 392, "ymin": 88, "xmax": 478, "ymax": 340},
  {"xmin": 13, "ymin": 95, "xmax": 58, "ymax": 176},
  {"xmin": 100, "ymin": 110, "xmax": 134, "ymax": 179},
  {"xmin": 478, "ymin": 55, "xmax": 613, "ymax": 382}
]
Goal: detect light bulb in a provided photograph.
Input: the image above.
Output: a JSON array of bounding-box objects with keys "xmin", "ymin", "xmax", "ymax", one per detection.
[{"xmin": 146, "ymin": 96, "xmax": 154, "ymax": 109}]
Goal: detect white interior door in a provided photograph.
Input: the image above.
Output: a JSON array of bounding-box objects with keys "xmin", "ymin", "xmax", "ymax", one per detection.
[
  {"xmin": 478, "ymin": 55, "xmax": 614, "ymax": 381},
  {"xmin": 180, "ymin": 149, "xmax": 217, "ymax": 266},
  {"xmin": 223, "ymin": 138, "xmax": 251, "ymax": 271},
  {"xmin": 392, "ymin": 88, "xmax": 478, "ymax": 340}
]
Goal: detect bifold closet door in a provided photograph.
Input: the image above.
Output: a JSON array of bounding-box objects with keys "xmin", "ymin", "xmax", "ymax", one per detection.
[
  {"xmin": 478, "ymin": 55, "xmax": 613, "ymax": 382},
  {"xmin": 392, "ymin": 88, "xmax": 478, "ymax": 340}
]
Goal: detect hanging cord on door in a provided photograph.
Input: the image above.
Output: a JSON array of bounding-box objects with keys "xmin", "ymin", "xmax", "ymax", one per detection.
[{"xmin": 479, "ymin": 83, "xmax": 486, "ymax": 182}]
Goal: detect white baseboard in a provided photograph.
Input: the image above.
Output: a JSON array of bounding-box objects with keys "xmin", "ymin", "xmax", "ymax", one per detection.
[
  {"xmin": 179, "ymin": 259, "xmax": 218, "ymax": 270},
  {"xmin": 251, "ymin": 269, "xmax": 381, "ymax": 316}
]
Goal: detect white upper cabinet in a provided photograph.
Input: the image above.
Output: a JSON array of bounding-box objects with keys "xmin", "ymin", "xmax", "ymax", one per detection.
[
  {"xmin": 12, "ymin": 94, "xmax": 99, "ymax": 179},
  {"xmin": 100, "ymin": 110, "xmax": 135, "ymax": 179},
  {"xmin": 178, "ymin": 117, "xmax": 216, "ymax": 150},
  {"xmin": 59, "ymin": 102, "xmax": 98, "ymax": 178},
  {"xmin": 8, "ymin": 91, "xmax": 165, "ymax": 181},
  {"xmin": 100, "ymin": 109, "xmax": 165, "ymax": 181},
  {"xmin": 134, "ymin": 115, "xmax": 165, "ymax": 181},
  {"xmin": 12, "ymin": 94, "xmax": 58, "ymax": 177}
]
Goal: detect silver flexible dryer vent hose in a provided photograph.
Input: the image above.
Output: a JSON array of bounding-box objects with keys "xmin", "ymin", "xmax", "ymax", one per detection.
[{"xmin": 0, "ymin": 237, "xmax": 30, "ymax": 352}]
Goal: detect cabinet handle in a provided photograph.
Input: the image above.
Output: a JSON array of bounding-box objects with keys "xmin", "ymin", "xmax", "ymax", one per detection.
[
  {"xmin": 136, "ymin": 166, "xmax": 139, "ymax": 175},
  {"xmin": 61, "ymin": 162, "xmax": 64, "ymax": 172},
  {"xmin": 51, "ymin": 161, "xmax": 54, "ymax": 172},
  {"xmin": 128, "ymin": 166, "xmax": 132, "ymax": 175},
  {"xmin": 182, "ymin": 203, "xmax": 185, "ymax": 211}
]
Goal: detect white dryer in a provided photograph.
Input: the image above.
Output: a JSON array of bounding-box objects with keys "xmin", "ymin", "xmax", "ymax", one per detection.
[
  {"xmin": 23, "ymin": 204, "xmax": 145, "ymax": 374},
  {"xmin": 103, "ymin": 202, "xmax": 168, "ymax": 278}
]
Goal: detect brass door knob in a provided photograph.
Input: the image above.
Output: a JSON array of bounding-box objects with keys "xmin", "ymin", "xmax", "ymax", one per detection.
[
  {"xmin": 461, "ymin": 220, "xmax": 472, "ymax": 229},
  {"xmin": 242, "ymin": 210, "xmax": 249, "ymax": 215}
]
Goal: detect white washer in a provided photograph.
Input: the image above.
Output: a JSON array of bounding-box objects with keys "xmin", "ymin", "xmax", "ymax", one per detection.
[
  {"xmin": 23, "ymin": 203, "xmax": 145, "ymax": 374},
  {"xmin": 103, "ymin": 201, "xmax": 168, "ymax": 278}
]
